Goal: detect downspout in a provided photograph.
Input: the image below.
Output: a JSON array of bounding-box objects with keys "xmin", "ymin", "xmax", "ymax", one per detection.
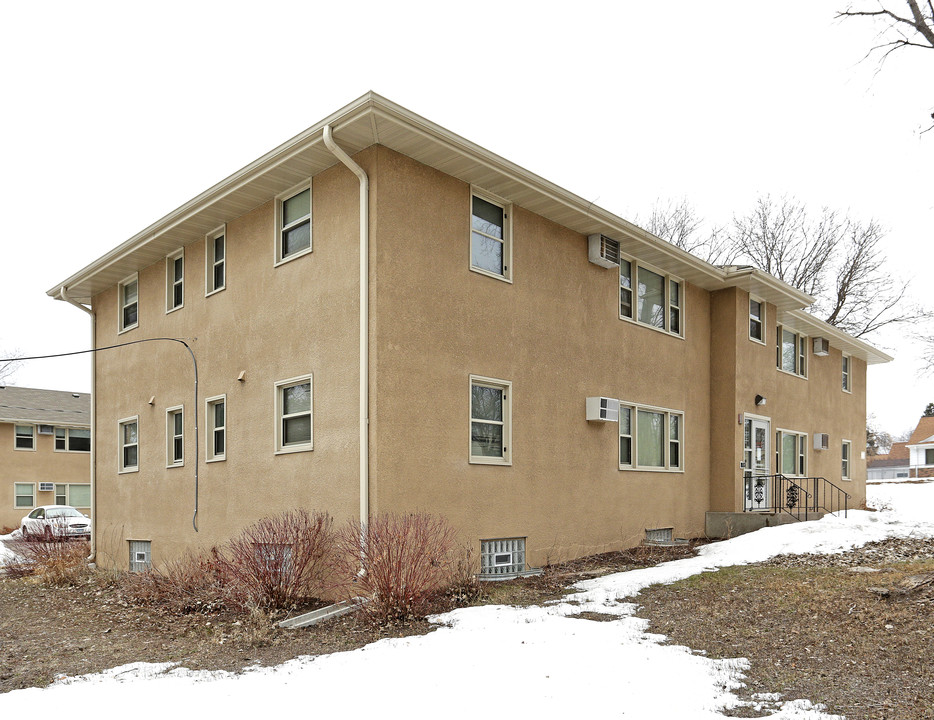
[
  {"xmin": 322, "ymin": 124, "xmax": 370, "ymax": 529},
  {"xmin": 58, "ymin": 287, "xmax": 97, "ymax": 564}
]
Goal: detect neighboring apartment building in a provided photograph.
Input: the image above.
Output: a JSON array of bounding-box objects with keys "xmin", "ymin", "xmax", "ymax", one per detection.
[
  {"xmin": 47, "ymin": 93, "xmax": 890, "ymax": 574},
  {"xmin": 1, "ymin": 386, "xmax": 91, "ymax": 531}
]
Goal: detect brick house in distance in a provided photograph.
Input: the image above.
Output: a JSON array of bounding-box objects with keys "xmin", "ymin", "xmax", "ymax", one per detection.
[
  {"xmin": 48, "ymin": 93, "xmax": 890, "ymax": 574},
  {"xmin": 1, "ymin": 386, "xmax": 91, "ymax": 532}
]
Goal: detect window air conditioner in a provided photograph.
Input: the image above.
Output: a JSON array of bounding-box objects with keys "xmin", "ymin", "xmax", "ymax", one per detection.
[
  {"xmin": 588, "ymin": 234, "xmax": 621, "ymax": 268},
  {"xmin": 813, "ymin": 433, "xmax": 829, "ymax": 450},
  {"xmin": 813, "ymin": 337, "xmax": 830, "ymax": 356},
  {"xmin": 38, "ymin": 425, "xmax": 54, "ymax": 435},
  {"xmin": 39, "ymin": 482, "xmax": 54, "ymax": 492},
  {"xmin": 586, "ymin": 397, "xmax": 620, "ymax": 422}
]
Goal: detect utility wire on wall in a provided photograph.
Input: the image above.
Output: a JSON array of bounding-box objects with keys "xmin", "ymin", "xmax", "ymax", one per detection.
[{"xmin": 1, "ymin": 337, "xmax": 201, "ymax": 532}]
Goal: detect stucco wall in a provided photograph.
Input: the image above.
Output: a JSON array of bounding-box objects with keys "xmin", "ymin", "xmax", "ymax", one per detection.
[
  {"xmin": 90, "ymin": 155, "xmax": 369, "ymax": 569},
  {"xmin": 369, "ymin": 147, "xmax": 712, "ymax": 567},
  {"xmin": 0, "ymin": 423, "xmax": 91, "ymax": 531},
  {"xmin": 709, "ymin": 288, "xmax": 867, "ymax": 513}
]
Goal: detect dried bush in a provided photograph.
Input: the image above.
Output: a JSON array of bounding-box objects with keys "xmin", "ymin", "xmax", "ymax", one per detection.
[
  {"xmin": 337, "ymin": 512, "xmax": 466, "ymax": 623},
  {"xmin": 219, "ymin": 509, "xmax": 336, "ymax": 609},
  {"xmin": 120, "ymin": 548, "xmax": 232, "ymax": 614},
  {"xmin": 4, "ymin": 539, "xmax": 91, "ymax": 586}
]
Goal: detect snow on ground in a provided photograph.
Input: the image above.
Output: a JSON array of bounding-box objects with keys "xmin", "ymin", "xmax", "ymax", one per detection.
[{"xmin": 1, "ymin": 481, "xmax": 932, "ymax": 719}]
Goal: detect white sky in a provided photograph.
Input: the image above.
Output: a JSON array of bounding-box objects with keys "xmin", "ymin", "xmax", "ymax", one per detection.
[{"xmin": 0, "ymin": 0, "xmax": 930, "ymax": 434}]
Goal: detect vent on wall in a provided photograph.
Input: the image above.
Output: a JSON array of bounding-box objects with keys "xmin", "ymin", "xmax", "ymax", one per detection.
[
  {"xmin": 814, "ymin": 433, "xmax": 829, "ymax": 450},
  {"xmin": 813, "ymin": 337, "xmax": 830, "ymax": 356},
  {"xmin": 588, "ymin": 234, "xmax": 621, "ymax": 268}
]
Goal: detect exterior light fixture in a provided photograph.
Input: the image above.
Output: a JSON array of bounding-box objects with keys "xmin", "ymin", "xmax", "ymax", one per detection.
[{"xmin": 755, "ymin": 394, "xmax": 766, "ymax": 406}]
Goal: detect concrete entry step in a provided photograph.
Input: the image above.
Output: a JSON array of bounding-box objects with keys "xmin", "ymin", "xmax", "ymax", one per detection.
[{"xmin": 706, "ymin": 511, "xmax": 827, "ymax": 539}]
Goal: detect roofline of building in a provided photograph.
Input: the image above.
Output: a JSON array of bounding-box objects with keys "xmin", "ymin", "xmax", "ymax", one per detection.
[{"xmin": 47, "ymin": 91, "xmax": 890, "ymax": 365}]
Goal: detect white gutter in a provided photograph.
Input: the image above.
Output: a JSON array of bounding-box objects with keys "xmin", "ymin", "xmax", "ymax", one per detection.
[
  {"xmin": 58, "ymin": 287, "xmax": 97, "ymax": 564},
  {"xmin": 322, "ymin": 124, "xmax": 370, "ymax": 528}
]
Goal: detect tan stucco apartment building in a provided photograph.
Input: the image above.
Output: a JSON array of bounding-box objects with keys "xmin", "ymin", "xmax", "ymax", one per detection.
[
  {"xmin": 1, "ymin": 386, "xmax": 91, "ymax": 532},
  {"xmin": 48, "ymin": 93, "xmax": 890, "ymax": 573}
]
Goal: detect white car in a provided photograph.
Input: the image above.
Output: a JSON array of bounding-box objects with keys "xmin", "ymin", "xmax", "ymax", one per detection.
[{"xmin": 21, "ymin": 505, "xmax": 92, "ymax": 541}]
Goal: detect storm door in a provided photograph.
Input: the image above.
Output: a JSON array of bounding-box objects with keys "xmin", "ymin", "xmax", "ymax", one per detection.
[{"xmin": 743, "ymin": 416, "xmax": 771, "ymax": 511}]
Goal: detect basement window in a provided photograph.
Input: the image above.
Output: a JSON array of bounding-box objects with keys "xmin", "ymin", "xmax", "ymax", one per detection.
[{"xmin": 480, "ymin": 537, "xmax": 526, "ymax": 577}]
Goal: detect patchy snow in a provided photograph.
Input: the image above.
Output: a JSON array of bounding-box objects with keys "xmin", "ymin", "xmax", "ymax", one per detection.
[{"xmin": 0, "ymin": 481, "xmax": 931, "ymax": 719}]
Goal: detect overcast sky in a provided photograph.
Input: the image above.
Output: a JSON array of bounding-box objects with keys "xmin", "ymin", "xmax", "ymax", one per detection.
[{"xmin": 0, "ymin": 0, "xmax": 930, "ymax": 436}]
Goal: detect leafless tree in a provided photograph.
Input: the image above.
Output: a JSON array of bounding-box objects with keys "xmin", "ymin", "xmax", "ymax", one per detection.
[
  {"xmin": 0, "ymin": 348, "xmax": 22, "ymax": 385},
  {"xmin": 838, "ymin": 1, "xmax": 934, "ymax": 131},
  {"xmin": 648, "ymin": 195, "xmax": 918, "ymax": 340},
  {"xmin": 644, "ymin": 198, "xmax": 735, "ymax": 265}
]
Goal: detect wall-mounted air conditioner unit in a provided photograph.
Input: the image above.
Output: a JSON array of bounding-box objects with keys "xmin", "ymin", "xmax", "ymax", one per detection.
[
  {"xmin": 813, "ymin": 433, "xmax": 829, "ymax": 450},
  {"xmin": 38, "ymin": 425, "xmax": 54, "ymax": 435},
  {"xmin": 39, "ymin": 482, "xmax": 54, "ymax": 492},
  {"xmin": 586, "ymin": 397, "xmax": 620, "ymax": 422},
  {"xmin": 813, "ymin": 337, "xmax": 830, "ymax": 356},
  {"xmin": 588, "ymin": 234, "xmax": 621, "ymax": 268}
]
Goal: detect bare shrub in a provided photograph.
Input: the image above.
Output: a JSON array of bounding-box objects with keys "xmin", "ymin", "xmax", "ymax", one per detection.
[
  {"xmin": 337, "ymin": 512, "xmax": 466, "ymax": 623},
  {"xmin": 220, "ymin": 509, "xmax": 336, "ymax": 609},
  {"xmin": 120, "ymin": 548, "xmax": 231, "ymax": 614},
  {"xmin": 4, "ymin": 539, "xmax": 91, "ymax": 585}
]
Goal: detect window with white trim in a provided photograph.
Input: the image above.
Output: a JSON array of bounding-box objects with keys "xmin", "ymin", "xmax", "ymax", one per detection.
[
  {"xmin": 469, "ymin": 376, "xmax": 512, "ymax": 464},
  {"xmin": 619, "ymin": 403, "xmax": 684, "ymax": 471},
  {"xmin": 118, "ymin": 274, "xmax": 139, "ymax": 333},
  {"xmin": 470, "ymin": 189, "xmax": 512, "ymax": 282},
  {"xmin": 14, "ymin": 425, "xmax": 35, "ymax": 450},
  {"xmin": 206, "ymin": 395, "xmax": 226, "ymax": 462},
  {"xmin": 119, "ymin": 417, "xmax": 139, "ymax": 473},
  {"xmin": 275, "ymin": 376, "xmax": 312, "ymax": 453},
  {"xmin": 776, "ymin": 326, "xmax": 807, "ymax": 377},
  {"xmin": 276, "ymin": 183, "xmax": 311, "ymax": 263},
  {"xmin": 749, "ymin": 297, "xmax": 765, "ymax": 343},
  {"xmin": 776, "ymin": 430, "xmax": 807, "ymax": 476},
  {"xmin": 206, "ymin": 226, "xmax": 226, "ymax": 295},
  {"xmin": 842, "ymin": 440, "xmax": 851, "ymax": 479},
  {"xmin": 14, "ymin": 482, "xmax": 35, "ymax": 508},
  {"xmin": 842, "ymin": 354, "xmax": 851, "ymax": 392},
  {"xmin": 620, "ymin": 258, "xmax": 683, "ymax": 337},
  {"xmin": 166, "ymin": 250, "xmax": 184, "ymax": 312},
  {"xmin": 54, "ymin": 427, "xmax": 90, "ymax": 452},
  {"xmin": 55, "ymin": 483, "xmax": 91, "ymax": 507},
  {"xmin": 166, "ymin": 406, "xmax": 184, "ymax": 467}
]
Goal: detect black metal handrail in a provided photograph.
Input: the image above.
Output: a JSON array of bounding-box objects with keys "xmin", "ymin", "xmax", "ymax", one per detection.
[{"xmin": 744, "ymin": 474, "xmax": 850, "ymax": 519}]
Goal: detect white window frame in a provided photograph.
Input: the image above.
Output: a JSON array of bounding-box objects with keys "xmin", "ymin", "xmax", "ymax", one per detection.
[
  {"xmin": 469, "ymin": 187, "xmax": 513, "ymax": 283},
  {"xmin": 275, "ymin": 181, "xmax": 312, "ymax": 265},
  {"xmin": 842, "ymin": 354, "xmax": 851, "ymax": 393},
  {"xmin": 206, "ymin": 394, "xmax": 226, "ymax": 462},
  {"xmin": 776, "ymin": 429, "xmax": 808, "ymax": 477},
  {"xmin": 118, "ymin": 273, "xmax": 139, "ymax": 334},
  {"xmin": 776, "ymin": 325, "xmax": 808, "ymax": 378},
  {"xmin": 749, "ymin": 296, "xmax": 765, "ymax": 344},
  {"xmin": 842, "ymin": 440, "xmax": 851, "ymax": 480},
  {"xmin": 206, "ymin": 225, "xmax": 226, "ymax": 296},
  {"xmin": 618, "ymin": 402, "xmax": 685, "ymax": 472},
  {"xmin": 469, "ymin": 375, "xmax": 512, "ymax": 465},
  {"xmin": 619, "ymin": 255, "xmax": 684, "ymax": 338},
  {"xmin": 275, "ymin": 375, "xmax": 313, "ymax": 454},
  {"xmin": 166, "ymin": 406, "xmax": 184, "ymax": 468},
  {"xmin": 54, "ymin": 427, "xmax": 91, "ymax": 453},
  {"xmin": 14, "ymin": 424, "xmax": 35, "ymax": 451},
  {"xmin": 55, "ymin": 483, "xmax": 91, "ymax": 507},
  {"xmin": 118, "ymin": 416, "xmax": 139, "ymax": 474},
  {"xmin": 14, "ymin": 482, "xmax": 35, "ymax": 509},
  {"xmin": 165, "ymin": 249, "xmax": 184, "ymax": 313}
]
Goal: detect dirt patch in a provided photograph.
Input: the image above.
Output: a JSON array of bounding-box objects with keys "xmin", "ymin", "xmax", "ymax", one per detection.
[
  {"xmin": 634, "ymin": 537, "xmax": 934, "ymax": 719},
  {"xmin": 0, "ymin": 541, "xmax": 699, "ymax": 694}
]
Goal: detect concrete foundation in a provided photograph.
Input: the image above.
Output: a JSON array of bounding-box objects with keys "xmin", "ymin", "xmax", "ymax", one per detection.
[{"xmin": 705, "ymin": 511, "xmax": 826, "ymax": 539}]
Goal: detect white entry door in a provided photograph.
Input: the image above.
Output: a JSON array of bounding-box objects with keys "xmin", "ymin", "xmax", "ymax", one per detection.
[{"xmin": 744, "ymin": 416, "xmax": 771, "ymax": 511}]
